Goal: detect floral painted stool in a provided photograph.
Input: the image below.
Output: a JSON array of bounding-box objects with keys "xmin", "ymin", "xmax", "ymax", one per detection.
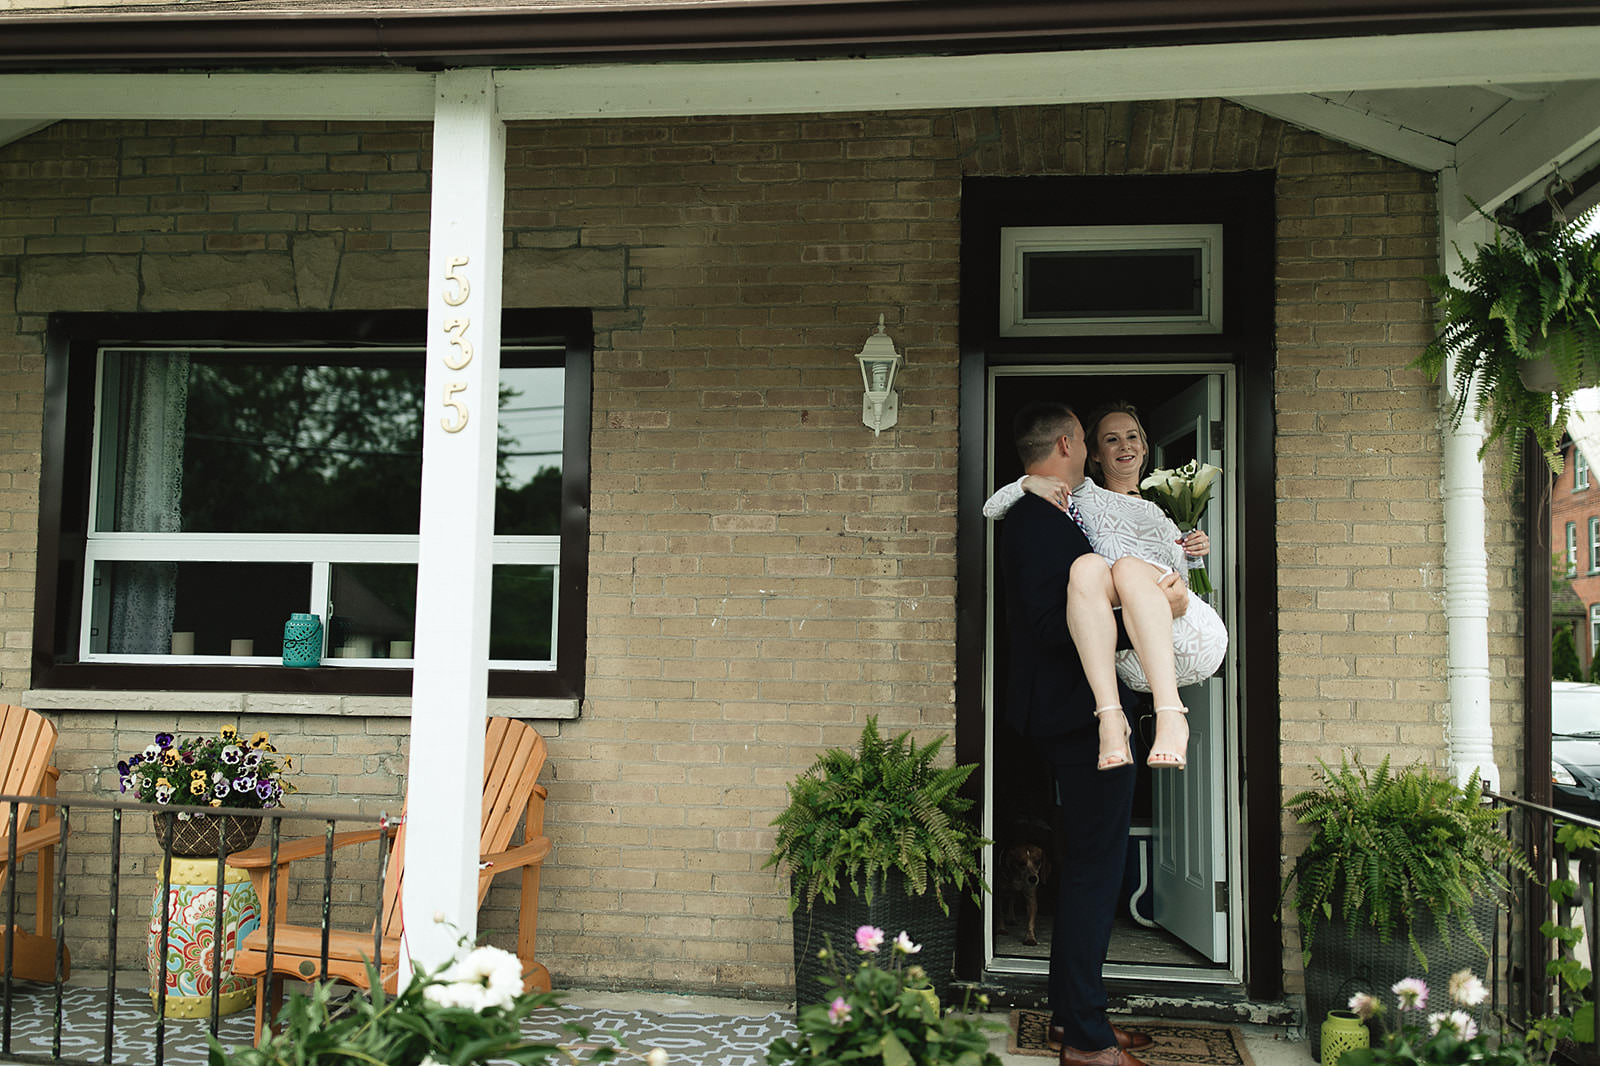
[{"xmin": 147, "ymin": 857, "xmax": 261, "ymax": 1018}]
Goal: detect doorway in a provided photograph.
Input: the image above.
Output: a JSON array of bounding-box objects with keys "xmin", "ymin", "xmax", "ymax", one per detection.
[{"xmin": 982, "ymin": 364, "xmax": 1243, "ymax": 985}]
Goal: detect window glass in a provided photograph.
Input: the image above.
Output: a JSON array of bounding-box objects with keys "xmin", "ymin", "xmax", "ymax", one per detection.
[
  {"xmin": 1578, "ymin": 448, "xmax": 1591, "ymax": 490},
  {"xmin": 1569, "ymin": 522, "xmax": 1579, "ymax": 576},
  {"xmin": 1589, "ymin": 517, "xmax": 1599, "ymax": 572},
  {"xmin": 87, "ymin": 349, "xmax": 563, "ymax": 667}
]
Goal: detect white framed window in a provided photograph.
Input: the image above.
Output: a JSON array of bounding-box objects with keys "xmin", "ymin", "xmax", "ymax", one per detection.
[
  {"xmin": 1589, "ymin": 603, "xmax": 1600, "ymax": 655},
  {"xmin": 39, "ymin": 310, "xmax": 590, "ymax": 700},
  {"xmin": 1589, "ymin": 516, "xmax": 1599, "ymax": 573},
  {"xmin": 999, "ymin": 224, "xmax": 1223, "ymax": 337},
  {"xmin": 1579, "ymin": 448, "xmax": 1591, "ymax": 490},
  {"xmin": 1569, "ymin": 522, "xmax": 1580, "ymax": 576}
]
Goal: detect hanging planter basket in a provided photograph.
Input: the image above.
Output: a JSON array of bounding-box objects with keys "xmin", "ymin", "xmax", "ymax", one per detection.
[{"xmin": 152, "ymin": 812, "xmax": 262, "ymax": 858}]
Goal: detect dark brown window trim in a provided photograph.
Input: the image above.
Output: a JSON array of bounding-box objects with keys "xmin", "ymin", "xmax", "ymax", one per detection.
[{"xmin": 35, "ymin": 308, "xmax": 591, "ymax": 702}]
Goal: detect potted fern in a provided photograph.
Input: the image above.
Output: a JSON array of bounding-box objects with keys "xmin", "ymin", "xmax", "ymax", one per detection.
[
  {"xmin": 1281, "ymin": 756, "xmax": 1530, "ymax": 1060},
  {"xmin": 1417, "ymin": 205, "xmax": 1600, "ymax": 479},
  {"xmin": 766, "ymin": 717, "xmax": 989, "ymax": 1007}
]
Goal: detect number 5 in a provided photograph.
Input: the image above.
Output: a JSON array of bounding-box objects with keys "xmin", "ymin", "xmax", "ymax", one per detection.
[
  {"xmin": 442, "ymin": 256, "xmax": 470, "ymax": 307},
  {"xmin": 441, "ymin": 382, "xmax": 469, "ymax": 433}
]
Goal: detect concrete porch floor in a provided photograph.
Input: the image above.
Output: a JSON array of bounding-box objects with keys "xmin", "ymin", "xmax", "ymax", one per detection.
[{"xmin": 0, "ymin": 976, "xmax": 1311, "ymax": 1066}]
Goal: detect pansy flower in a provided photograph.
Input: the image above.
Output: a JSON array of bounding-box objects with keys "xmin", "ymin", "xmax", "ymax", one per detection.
[{"xmin": 155, "ymin": 732, "xmax": 174, "ymax": 747}]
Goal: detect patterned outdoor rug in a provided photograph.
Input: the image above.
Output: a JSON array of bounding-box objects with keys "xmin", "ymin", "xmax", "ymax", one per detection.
[
  {"xmin": 1009, "ymin": 1010, "xmax": 1256, "ymax": 1066},
  {"xmin": 0, "ymin": 984, "xmax": 799, "ymax": 1066}
]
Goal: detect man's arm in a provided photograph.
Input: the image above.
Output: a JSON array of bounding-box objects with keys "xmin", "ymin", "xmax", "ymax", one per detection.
[{"xmin": 1158, "ymin": 571, "xmax": 1189, "ymax": 618}]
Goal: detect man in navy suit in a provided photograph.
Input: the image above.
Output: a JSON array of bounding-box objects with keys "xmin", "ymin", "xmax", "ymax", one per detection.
[{"xmin": 997, "ymin": 401, "xmax": 1185, "ymax": 1066}]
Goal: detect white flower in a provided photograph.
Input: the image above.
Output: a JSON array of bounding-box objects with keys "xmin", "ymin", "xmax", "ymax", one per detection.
[
  {"xmin": 1347, "ymin": 992, "xmax": 1378, "ymax": 1020},
  {"xmin": 646, "ymin": 1049, "xmax": 670, "ymax": 1066},
  {"xmin": 1447, "ymin": 969, "xmax": 1488, "ymax": 1007},
  {"xmin": 435, "ymin": 944, "xmax": 524, "ymax": 1012},
  {"xmin": 424, "ymin": 980, "xmax": 488, "ymax": 1011},
  {"xmin": 1428, "ymin": 1011, "xmax": 1478, "ymax": 1040},
  {"xmin": 893, "ymin": 931, "xmax": 921, "ymax": 955},
  {"xmin": 1392, "ymin": 977, "xmax": 1428, "ymax": 1010}
]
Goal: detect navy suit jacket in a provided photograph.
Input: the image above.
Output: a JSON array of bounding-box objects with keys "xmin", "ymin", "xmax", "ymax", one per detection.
[{"xmin": 998, "ymin": 492, "xmax": 1100, "ymax": 749}]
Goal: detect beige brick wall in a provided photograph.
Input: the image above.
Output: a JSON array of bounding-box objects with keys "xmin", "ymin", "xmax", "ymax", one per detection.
[{"xmin": 0, "ymin": 101, "xmax": 1517, "ymax": 998}]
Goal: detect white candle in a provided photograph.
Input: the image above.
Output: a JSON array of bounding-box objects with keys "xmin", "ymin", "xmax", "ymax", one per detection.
[{"xmin": 170, "ymin": 632, "xmax": 195, "ymax": 655}]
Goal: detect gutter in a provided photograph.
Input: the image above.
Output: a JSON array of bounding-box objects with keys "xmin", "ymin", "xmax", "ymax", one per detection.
[{"xmin": 2, "ymin": 0, "xmax": 1600, "ymax": 71}]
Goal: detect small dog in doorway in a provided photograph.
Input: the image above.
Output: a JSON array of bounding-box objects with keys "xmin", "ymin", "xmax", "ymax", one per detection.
[{"xmin": 998, "ymin": 841, "xmax": 1052, "ymax": 946}]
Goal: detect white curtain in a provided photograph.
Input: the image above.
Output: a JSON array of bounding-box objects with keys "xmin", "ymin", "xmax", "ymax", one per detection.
[{"xmin": 106, "ymin": 353, "xmax": 189, "ymax": 654}]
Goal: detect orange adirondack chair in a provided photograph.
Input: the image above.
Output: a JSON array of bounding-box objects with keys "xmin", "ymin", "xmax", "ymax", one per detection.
[
  {"xmin": 228, "ymin": 717, "xmax": 552, "ymax": 1037},
  {"xmin": 0, "ymin": 704, "xmax": 70, "ymax": 982}
]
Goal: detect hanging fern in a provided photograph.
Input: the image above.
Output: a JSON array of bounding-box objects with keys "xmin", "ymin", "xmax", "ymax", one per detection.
[
  {"xmin": 766, "ymin": 716, "xmax": 990, "ymax": 915},
  {"xmin": 1281, "ymin": 755, "xmax": 1532, "ymax": 969},
  {"xmin": 1416, "ymin": 204, "xmax": 1600, "ymax": 482}
]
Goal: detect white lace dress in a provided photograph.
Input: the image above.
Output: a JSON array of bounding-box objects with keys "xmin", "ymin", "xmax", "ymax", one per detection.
[{"xmin": 984, "ymin": 477, "xmax": 1228, "ymax": 692}]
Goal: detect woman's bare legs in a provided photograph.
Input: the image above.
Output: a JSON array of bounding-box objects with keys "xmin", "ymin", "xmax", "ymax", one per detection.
[
  {"xmin": 1065, "ymin": 554, "xmax": 1133, "ymax": 770},
  {"xmin": 1108, "ymin": 556, "xmax": 1189, "ymax": 768}
]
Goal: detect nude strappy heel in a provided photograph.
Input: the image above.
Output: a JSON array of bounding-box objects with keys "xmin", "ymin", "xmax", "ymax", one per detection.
[
  {"xmin": 1095, "ymin": 706, "xmax": 1134, "ymax": 771},
  {"xmin": 1147, "ymin": 706, "xmax": 1189, "ymax": 770}
]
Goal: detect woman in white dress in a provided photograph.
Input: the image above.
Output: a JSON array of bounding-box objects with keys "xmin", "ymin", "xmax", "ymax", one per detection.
[{"xmin": 984, "ymin": 402, "xmax": 1228, "ymax": 772}]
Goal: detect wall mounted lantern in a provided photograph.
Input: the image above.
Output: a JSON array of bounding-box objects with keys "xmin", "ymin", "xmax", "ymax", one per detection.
[{"xmin": 855, "ymin": 314, "xmax": 903, "ymax": 436}]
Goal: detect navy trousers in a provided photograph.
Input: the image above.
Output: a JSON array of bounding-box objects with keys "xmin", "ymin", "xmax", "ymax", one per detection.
[{"xmin": 1046, "ymin": 741, "xmax": 1137, "ymax": 1052}]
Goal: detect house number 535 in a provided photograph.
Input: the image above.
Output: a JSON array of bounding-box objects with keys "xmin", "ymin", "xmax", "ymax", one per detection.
[{"xmin": 440, "ymin": 256, "xmax": 471, "ymax": 433}]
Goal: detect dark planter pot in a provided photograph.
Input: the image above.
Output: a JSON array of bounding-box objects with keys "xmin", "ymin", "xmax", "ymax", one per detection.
[
  {"xmin": 152, "ymin": 812, "xmax": 262, "ymax": 858},
  {"xmin": 1304, "ymin": 897, "xmax": 1496, "ymax": 1061},
  {"xmin": 791, "ymin": 871, "xmax": 957, "ymax": 1011}
]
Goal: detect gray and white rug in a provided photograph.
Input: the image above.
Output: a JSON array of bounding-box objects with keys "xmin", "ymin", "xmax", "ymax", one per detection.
[{"xmin": 0, "ymin": 984, "xmax": 799, "ymax": 1066}]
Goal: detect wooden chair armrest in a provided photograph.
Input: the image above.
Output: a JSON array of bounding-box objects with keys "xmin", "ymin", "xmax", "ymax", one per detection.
[
  {"xmin": 9, "ymin": 818, "xmax": 65, "ymax": 858},
  {"xmin": 228, "ymin": 823, "xmax": 397, "ymax": 871},
  {"xmin": 480, "ymin": 835, "xmax": 551, "ymax": 872}
]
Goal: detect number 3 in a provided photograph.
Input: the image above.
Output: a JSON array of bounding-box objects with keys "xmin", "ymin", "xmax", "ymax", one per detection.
[{"xmin": 442, "ymin": 318, "xmax": 473, "ymax": 370}]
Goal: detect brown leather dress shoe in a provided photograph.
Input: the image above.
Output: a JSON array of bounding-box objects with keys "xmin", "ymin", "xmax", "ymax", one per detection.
[
  {"xmin": 1058, "ymin": 1045, "xmax": 1149, "ymax": 1066},
  {"xmin": 1048, "ymin": 1025, "xmax": 1154, "ymax": 1052}
]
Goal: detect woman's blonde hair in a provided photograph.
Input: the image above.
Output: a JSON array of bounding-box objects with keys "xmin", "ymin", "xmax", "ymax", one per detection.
[{"xmin": 1083, "ymin": 400, "xmax": 1151, "ymax": 485}]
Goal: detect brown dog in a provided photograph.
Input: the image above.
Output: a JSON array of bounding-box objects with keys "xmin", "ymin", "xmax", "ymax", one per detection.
[{"xmin": 999, "ymin": 842, "xmax": 1052, "ymax": 946}]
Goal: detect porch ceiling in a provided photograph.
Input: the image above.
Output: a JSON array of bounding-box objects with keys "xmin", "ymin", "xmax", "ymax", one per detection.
[{"xmin": 1, "ymin": 11, "xmax": 1598, "ymax": 220}]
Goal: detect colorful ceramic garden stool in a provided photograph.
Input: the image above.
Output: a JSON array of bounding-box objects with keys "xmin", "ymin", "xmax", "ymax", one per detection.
[{"xmin": 146, "ymin": 857, "xmax": 262, "ymax": 1018}]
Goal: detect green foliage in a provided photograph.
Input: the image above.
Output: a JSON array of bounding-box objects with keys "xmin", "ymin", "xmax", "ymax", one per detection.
[
  {"xmin": 1554, "ymin": 624, "xmax": 1583, "ymax": 683},
  {"xmin": 1281, "ymin": 756, "xmax": 1531, "ymax": 968},
  {"xmin": 210, "ymin": 950, "xmax": 604, "ymax": 1066},
  {"xmin": 766, "ymin": 717, "xmax": 990, "ymax": 915},
  {"xmin": 1415, "ymin": 205, "xmax": 1600, "ymax": 482},
  {"xmin": 766, "ymin": 934, "xmax": 1001, "ymax": 1066}
]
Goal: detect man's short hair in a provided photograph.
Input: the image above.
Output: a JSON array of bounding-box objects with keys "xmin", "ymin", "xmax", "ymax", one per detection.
[{"xmin": 1013, "ymin": 401, "xmax": 1079, "ymax": 467}]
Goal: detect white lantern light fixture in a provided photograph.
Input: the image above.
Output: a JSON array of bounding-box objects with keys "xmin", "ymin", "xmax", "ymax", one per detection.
[{"xmin": 855, "ymin": 314, "xmax": 903, "ymax": 436}]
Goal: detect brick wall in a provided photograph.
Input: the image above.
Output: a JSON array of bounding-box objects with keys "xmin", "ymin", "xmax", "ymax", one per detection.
[{"xmin": 0, "ymin": 100, "xmax": 1512, "ymax": 997}]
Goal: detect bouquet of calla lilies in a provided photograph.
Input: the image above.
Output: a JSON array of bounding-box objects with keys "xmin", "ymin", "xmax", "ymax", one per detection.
[{"xmin": 1140, "ymin": 460, "xmax": 1222, "ymax": 595}]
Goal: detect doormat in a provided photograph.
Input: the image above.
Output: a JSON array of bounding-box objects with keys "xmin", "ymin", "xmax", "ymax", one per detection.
[{"xmin": 1009, "ymin": 1010, "xmax": 1256, "ymax": 1066}]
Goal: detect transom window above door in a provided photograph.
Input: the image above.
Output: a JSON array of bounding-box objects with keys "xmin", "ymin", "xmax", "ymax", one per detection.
[{"xmin": 999, "ymin": 224, "xmax": 1224, "ymax": 337}]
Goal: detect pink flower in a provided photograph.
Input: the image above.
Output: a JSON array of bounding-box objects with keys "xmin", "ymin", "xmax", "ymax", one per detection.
[
  {"xmin": 1392, "ymin": 977, "xmax": 1428, "ymax": 1011},
  {"xmin": 1347, "ymin": 992, "xmax": 1378, "ymax": 1020},
  {"xmin": 855, "ymin": 925, "xmax": 885, "ymax": 953},
  {"xmin": 828, "ymin": 996, "xmax": 851, "ymax": 1025}
]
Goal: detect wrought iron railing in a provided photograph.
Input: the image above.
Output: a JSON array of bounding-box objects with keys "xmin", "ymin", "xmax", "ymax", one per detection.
[
  {"xmin": 1488, "ymin": 791, "xmax": 1600, "ymax": 1062},
  {"xmin": 0, "ymin": 793, "xmax": 391, "ymax": 1066}
]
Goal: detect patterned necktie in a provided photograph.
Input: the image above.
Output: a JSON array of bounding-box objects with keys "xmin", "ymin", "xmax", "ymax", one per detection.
[{"xmin": 1065, "ymin": 492, "xmax": 1086, "ymax": 532}]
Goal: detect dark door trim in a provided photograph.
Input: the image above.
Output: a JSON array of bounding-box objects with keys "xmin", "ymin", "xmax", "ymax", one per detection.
[{"xmin": 955, "ymin": 172, "xmax": 1282, "ymax": 1000}]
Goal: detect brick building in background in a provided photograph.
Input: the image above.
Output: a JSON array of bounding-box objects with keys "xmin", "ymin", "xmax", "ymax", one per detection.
[{"xmin": 1553, "ymin": 440, "xmax": 1600, "ymax": 673}]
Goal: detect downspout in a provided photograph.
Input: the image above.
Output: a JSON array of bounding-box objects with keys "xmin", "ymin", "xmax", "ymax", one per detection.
[{"xmin": 1438, "ymin": 173, "xmax": 1501, "ymax": 790}]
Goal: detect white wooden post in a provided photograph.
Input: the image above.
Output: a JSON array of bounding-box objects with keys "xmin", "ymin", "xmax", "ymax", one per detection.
[
  {"xmin": 1437, "ymin": 181, "xmax": 1501, "ymax": 792},
  {"xmin": 403, "ymin": 68, "xmax": 506, "ymax": 973}
]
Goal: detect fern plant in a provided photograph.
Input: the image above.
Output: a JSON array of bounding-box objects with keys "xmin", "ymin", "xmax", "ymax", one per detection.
[
  {"xmin": 766, "ymin": 717, "xmax": 989, "ymax": 915},
  {"xmin": 1416, "ymin": 204, "xmax": 1600, "ymax": 480},
  {"xmin": 1281, "ymin": 755, "xmax": 1530, "ymax": 969}
]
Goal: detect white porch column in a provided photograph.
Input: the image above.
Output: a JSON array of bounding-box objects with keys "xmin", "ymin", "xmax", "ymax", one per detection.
[
  {"xmin": 1437, "ymin": 182, "xmax": 1500, "ymax": 791},
  {"xmin": 403, "ymin": 68, "xmax": 507, "ymax": 972}
]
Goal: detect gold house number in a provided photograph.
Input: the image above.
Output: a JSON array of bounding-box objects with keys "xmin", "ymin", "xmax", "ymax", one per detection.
[{"xmin": 440, "ymin": 256, "xmax": 471, "ymax": 433}]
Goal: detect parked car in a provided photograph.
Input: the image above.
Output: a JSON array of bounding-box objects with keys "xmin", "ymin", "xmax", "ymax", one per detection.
[{"xmin": 1553, "ymin": 681, "xmax": 1600, "ymax": 819}]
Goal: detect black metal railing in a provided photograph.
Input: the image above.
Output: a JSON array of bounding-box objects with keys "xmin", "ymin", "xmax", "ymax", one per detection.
[
  {"xmin": 1489, "ymin": 791, "xmax": 1600, "ymax": 1062},
  {"xmin": 0, "ymin": 793, "xmax": 392, "ymax": 1066}
]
